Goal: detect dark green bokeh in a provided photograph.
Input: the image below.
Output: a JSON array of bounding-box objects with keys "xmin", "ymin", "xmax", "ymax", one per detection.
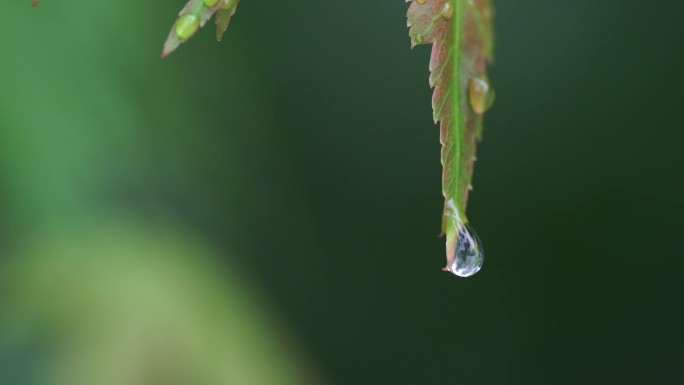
[{"xmin": 1, "ymin": 0, "xmax": 683, "ymax": 383}]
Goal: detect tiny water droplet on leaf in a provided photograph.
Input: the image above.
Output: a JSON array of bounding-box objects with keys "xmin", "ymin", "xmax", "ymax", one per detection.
[
  {"xmin": 175, "ymin": 14, "xmax": 200, "ymax": 40},
  {"xmin": 468, "ymin": 77, "xmax": 496, "ymax": 115},
  {"xmin": 441, "ymin": 3, "xmax": 454, "ymax": 20}
]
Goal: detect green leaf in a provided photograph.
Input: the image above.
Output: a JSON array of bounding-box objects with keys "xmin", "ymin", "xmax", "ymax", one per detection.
[
  {"xmin": 407, "ymin": 0, "xmax": 494, "ymax": 268},
  {"xmin": 162, "ymin": 0, "xmax": 240, "ymax": 58},
  {"xmin": 216, "ymin": 0, "xmax": 240, "ymax": 41}
]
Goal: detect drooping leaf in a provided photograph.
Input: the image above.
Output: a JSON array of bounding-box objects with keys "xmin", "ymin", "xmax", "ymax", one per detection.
[
  {"xmin": 162, "ymin": 0, "xmax": 240, "ymax": 58},
  {"xmin": 407, "ymin": 0, "xmax": 494, "ymax": 274}
]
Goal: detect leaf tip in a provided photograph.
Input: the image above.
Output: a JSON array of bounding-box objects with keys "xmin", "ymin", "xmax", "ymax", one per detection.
[{"xmin": 161, "ymin": 26, "xmax": 185, "ymax": 59}]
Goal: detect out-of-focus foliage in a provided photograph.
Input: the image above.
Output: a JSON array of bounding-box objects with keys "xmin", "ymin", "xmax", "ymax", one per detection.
[
  {"xmin": 0, "ymin": 219, "xmax": 315, "ymax": 385},
  {"xmin": 0, "ymin": 1, "xmax": 316, "ymax": 383}
]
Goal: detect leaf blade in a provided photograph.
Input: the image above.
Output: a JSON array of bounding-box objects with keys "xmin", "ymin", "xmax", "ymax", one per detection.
[
  {"xmin": 216, "ymin": 0, "xmax": 240, "ymax": 41},
  {"xmin": 162, "ymin": 0, "xmax": 240, "ymax": 58},
  {"xmin": 408, "ymin": 0, "xmax": 494, "ymax": 266}
]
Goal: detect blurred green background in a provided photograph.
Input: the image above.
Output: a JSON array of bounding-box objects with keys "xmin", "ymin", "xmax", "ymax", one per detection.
[{"xmin": 1, "ymin": 0, "xmax": 684, "ymax": 384}]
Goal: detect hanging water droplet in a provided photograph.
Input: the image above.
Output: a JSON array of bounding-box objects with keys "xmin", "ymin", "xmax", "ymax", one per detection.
[
  {"xmin": 443, "ymin": 199, "xmax": 484, "ymax": 277},
  {"xmin": 448, "ymin": 222, "xmax": 484, "ymax": 277},
  {"xmin": 468, "ymin": 77, "xmax": 496, "ymax": 115},
  {"xmin": 175, "ymin": 14, "xmax": 200, "ymax": 41}
]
